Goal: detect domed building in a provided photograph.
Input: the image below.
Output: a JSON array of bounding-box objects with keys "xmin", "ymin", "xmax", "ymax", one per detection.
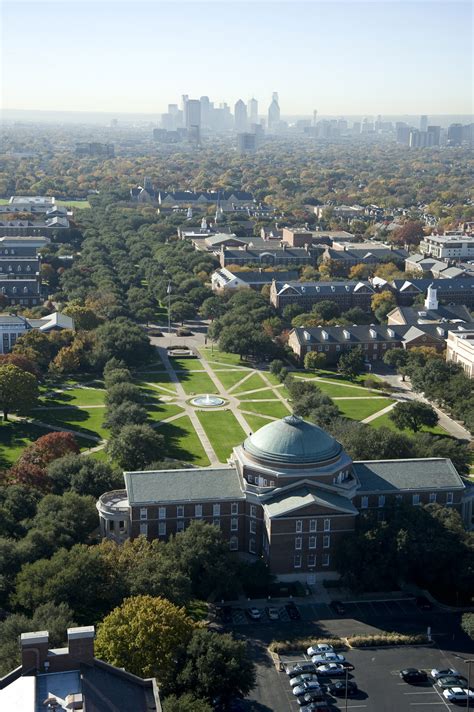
[{"xmin": 97, "ymin": 415, "xmax": 466, "ymax": 580}]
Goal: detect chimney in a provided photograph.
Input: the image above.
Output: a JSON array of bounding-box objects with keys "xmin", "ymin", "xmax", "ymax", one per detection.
[
  {"xmin": 21, "ymin": 631, "xmax": 49, "ymax": 671},
  {"xmin": 67, "ymin": 626, "xmax": 95, "ymax": 665}
]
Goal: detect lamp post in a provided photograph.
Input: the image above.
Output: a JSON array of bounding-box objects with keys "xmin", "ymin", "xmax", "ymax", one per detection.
[
  {"xmin": 167, "ymin": 280, "xmax": 171, "ymax": 337},
  {"xmin": 345, "ymin": 664, "xmax": 349, "ymax": 712},
  {"xmin": 466, "ymin": 659, "xmax": 473, "ymax": 712}
]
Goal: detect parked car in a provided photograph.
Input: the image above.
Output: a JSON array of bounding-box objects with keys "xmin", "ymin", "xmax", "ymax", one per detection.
[
  {"xmin": 293, "ymin": 681, "xmax": 324, "ymax": 697},
  {"xmin": 329, "ymin": 600, "xmax": 346, "ymax": 615},
  {"xmin": 328, "ymin": 680, "xmax": 358, "ymax": 697},
  {"xmin": 246, "ymin": 607, "xmax": 261, "ymax": 620},
  {"xmin": 176, "ymin": 328, "xmax": 193, "ymax": 336},
  {"xmin": 437, "ymin": 675, "xmax": 469, "ymax": 690},
  {"xmin": 431, "ymin": 668, "xmax": 461, "ymax": 680},
  {"xmin": 400, "ymin": 668, "xmax": 428, "ymax": 684},
  {"xmin": 266, "ymin": 606, "xmax": 280, "ymax": 620},
  {"xmin": 443, "ymin": 687, "xmax": 474, "ymax": 703},
  {"xmin": 297, "ymin": 689, "xmax": 327, "ymax": 706},
  {"xmin": 307, "ymin": 643, "xmax": 334, "ymax": 656},
  {"xmin": 311, "ymin": 652, "xmax": 346, "ymax": 664},
  {"xmin": 299, "ymin": 704, "xmax": 329, "ymax": 712},
  {"xmin": 286, "ymin": 602, "xmax": 301, "ymax": 620},
  {"xmin": 314, "ymin": 663, "xmax": 346, "ymax": 677},
  {"xmin": 415, "ymin": 595, "xmax": 433, "ymax": 610},
  {"xmin": 286, "ymin": 663, "xmax": 316, "ymax": 678},
  {"xmin": 290, "ymin": 674, "xmax": 320, "ymax": 688}
]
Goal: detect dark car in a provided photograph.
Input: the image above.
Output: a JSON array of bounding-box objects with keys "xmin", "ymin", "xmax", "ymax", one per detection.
[
  {"xmin": 287, "ymin": 662, "xmax": 316, "ymax": 678},
  {"xmin": 286, "ymin": 601, "xmax": 301, "ymax": 620},
  {"xmin": 415, "ymin": 595, "xmax": 433, "ymax": 611},
  {"xmin": 400, "ymin": 668, "xmax": 428, "ymax": 684},
  {"xmin": 297, "ymin": 689, "xmax": 328, "ymax": 705},
  {"xmin": 221, "ymin": 606, "xmax": 232, "ymax": 624},
  {"xmin": 329, "ymin": 600, "xmax": 346, "ymax": 615},
  {"xmin": 328, "ymin": 680, "xmax": 358, "ymax": 697}
]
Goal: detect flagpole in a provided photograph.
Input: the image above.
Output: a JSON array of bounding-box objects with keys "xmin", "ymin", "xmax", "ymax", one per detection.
[{"xmin": 167, "ymin": 281, "xmax": 171, "ymax": 337}]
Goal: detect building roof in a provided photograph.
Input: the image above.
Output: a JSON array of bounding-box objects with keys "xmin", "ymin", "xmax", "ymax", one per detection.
[
  {"xmin": 204, "ymin": 233, "xmax": 243, "ymax": 247},
  {"xmin": 124, "ymin": 467, "xmax": 244, "ymax": 505},
  {"xmin": 222, "ymin": 246, "xmax": 317, "ymax": 259},
  {"xmin": 391, "ymin": 304, "xmax": 473, "ymax": 325},
  {"xmin": 391, "ymin": 277, "xmax": 474, "ymax": 293},
  {"xmin": 263, "ymin": 485, "xmax": 359, "ymax": 518},
  {"xmin": 291, "ymin": 324, "xmax": 408, "ymax": 345},
  {"xmin": 243, "ymin": 415, "xmax": 342, "ymax": 465},
  {"xmin": 273, "ymin": 280, "xmax": 374, "ymax": 297},
  {"xmin": 231, "ymin": 269, "xmax": 299, "ymax": 284},
  {"xmin": 26, "ymin": 312, "xmax": 74, "ymax": 331},
  {"xmin": 354, "ymin": 458, "xmax": 465, "ymax": 493},
  {"xmin": 0, "ymin": 313, "xmax": 29, "ymax": 326}
]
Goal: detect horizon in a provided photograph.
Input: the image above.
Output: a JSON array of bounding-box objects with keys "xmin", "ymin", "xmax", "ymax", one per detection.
[{"xmin": 1, "ymin": 1, "xmax": 472, "ymax": 115}]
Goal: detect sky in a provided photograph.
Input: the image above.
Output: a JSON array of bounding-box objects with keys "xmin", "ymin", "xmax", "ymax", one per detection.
[{"xmin": 1, "ymin": 0, "xmax": 472, "ymax": 116}]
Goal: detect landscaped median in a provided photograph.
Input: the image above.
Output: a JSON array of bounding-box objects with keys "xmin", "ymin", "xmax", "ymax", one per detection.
[{"xmin": 268, "ymin": 631, "xmax": 429, "ymax": 655}]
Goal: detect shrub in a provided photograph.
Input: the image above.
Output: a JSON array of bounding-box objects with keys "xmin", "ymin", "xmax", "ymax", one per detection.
[
  {"xmin": 347, "ymin": 632, "xmax": 429, "ymax": 648},
  {"xmin": 268, "ymin": 637, "xmax": 345, "ymax": 654}
]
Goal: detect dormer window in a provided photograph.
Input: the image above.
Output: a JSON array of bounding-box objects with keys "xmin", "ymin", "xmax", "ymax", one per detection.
[
  {"xmin": 331, "ymin": 285, "xmax": 335, "ymax": 292},
  {"xmin": 321, "ymin": 330, "xmax": 329, "ymax": 341},
  {"xmin": 369, "ymin": 328, "xmax": 377, "ymax": 339},
  {"xmin": 343, "ymin": 329, "xmax": 350, "ymax": 340},
  {"xmin": 387, "ymin": 328, "xmax": 395, "ymax": 338},
  {"xmin": 303, "ymin": 330, "xmax": 311, "ymax": 341}
]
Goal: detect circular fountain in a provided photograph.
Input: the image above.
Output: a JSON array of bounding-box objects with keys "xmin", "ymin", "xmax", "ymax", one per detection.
[{"xmin": 190, "ymin": 394, "xmax": 225, "ymax": 408}]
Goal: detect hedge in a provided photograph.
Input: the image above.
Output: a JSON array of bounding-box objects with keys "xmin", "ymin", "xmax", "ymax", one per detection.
[
  {"xmin": 269, "ymin": 637, "xmax": 345, "ymax": 654},
  {"xmin": 347, "ymin": 632, "xmax": 429, "ymax": 648}
]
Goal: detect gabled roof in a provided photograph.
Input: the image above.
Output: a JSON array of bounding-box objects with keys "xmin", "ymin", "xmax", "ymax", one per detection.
[
  {"xmin": 273, "ymin": 280, "xmax": 374, "ymax": 297},
  {"xmin": 354, "ymin": 458, "xmax": 464, "ymax": 493},
  {"xmin": 263, "ymin": 485, "xmax": 358, "ymax": 518},
  {"xmin": 124, "ymin": 467, "xmax": 244, "ymax": 505}
]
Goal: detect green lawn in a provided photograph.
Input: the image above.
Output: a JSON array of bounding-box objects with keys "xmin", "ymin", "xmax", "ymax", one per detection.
[
  {"xmin": 201, "ymin": 348, "xmax": 244, "ymax": 366},
  {"xmin": 55, "ymin": 199, "xmax": 91, "ymax": 209},
  {"xmin": 169, "ymin": 357, "xmax": 204, "ymax": 371},
  {"xmin": 179, "ymin": 371, "xmax": 218, "ymax": 396},
  {"xmin": 147, "ymin": 403, "xmax": 184, "ymax": 423},
  {"xmin": 370, "ymin": 411, "xmax": 449, "ymax": 436},
  {"xmin": 0, "ymin": 421, "xmax": 55, "ymax": 466},
  {"xmin": 244, "ymin": 414, "xmax": 275, "ymax": 433},
  {"xmin": 239, "ymin": 400, "xmax": 291, "ymax": 418},
  {"xmin": 158, "ymin": 415, "xmax": 210, "ymax": 466},
  {"xmin": 34, "ymin": 406, "xmax": 108, "ymax": 440},
  {"xmin": 214, "ymin": 369, "xmax": 252, "ymax": 391},
  {"xmin": 40, "ymin": 387, "xmax": 106, "ymax": 407},
  {"xmin": 232, "ymin": 373, "xmax": 267, "ymax": 394},
  {"xmin": 336, "ymin": 398, "xmax": 395, "ymax": 421},
  {"xmin": 238, "ymin": 389, "xmax": 279, "ymax": 401},
  {"xmin": 196, "ymin": 410, "xmax": 247, "ymax": 463},
  {"xmin": 264, "ymin": 372, "xmax": 282, "ymax": 386},
  {"xmin": 315, "ymin": 381, "xmax": 381, "ymax": 398},
  {"xmin": 133, "ymin": 373, "xmax": 176, "ymax": 394}
]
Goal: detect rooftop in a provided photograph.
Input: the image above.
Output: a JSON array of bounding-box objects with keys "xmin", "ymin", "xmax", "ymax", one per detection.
[
  {"xmin": 263, "ymin": 485, "xmax": 359, "ymax": 518},
  {"xmin": 354, "ymin": 458, "xmax": 464, "ymax": 493},
  {"xmin": 124, "ymin": 467, "xmax": 244, "ymax": 505}
]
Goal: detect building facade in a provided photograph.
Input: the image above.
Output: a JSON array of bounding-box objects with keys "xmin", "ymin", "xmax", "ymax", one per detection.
[
  {"xmin": 97, "ymin": 416, "xmax": 468, "ymax": 580},
  {"xmin": 270, "ymin": 280, "xmax": 374, "ymax": 311},
  {"xmin": 419, "ymin": 233, "xmax": 474, "ymax": 260},
  {"xmin": 0, "ymin": 236, "xmax": 49, "ymax": 306},
  {"xmin": 446, "ymin": 329, "xmax": 474, "ymax": 378}
]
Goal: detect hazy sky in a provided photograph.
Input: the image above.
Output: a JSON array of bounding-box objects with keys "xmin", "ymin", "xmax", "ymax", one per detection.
[{"xmin": 1, "ymin": 0, "xmax": 472, "ymax": 115}]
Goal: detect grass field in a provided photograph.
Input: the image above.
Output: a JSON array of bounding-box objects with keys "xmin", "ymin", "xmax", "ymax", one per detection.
[
  {"xmin": 40, "ymin": 387, "xmax": 106, "ymax": 407},
  {"xmin": 214, "ymin": 369, "xmax": 251, "ymax": 391},
  {"xmin": 169, "ymin": 357, "xmax": 204, "ymax": 371},
  {"xmin": 0, "ymin": 421, "xmax": 55, "ymax": 466},
  {"xmin": 314, "ymin": 381, "xmax": 382, "ymax": 398},
  {"xmin": 34, "ymin": 406, "xmax": 108, "ymax": 440},
  {"xmin": 336, "ymin": 398, "xmax": 394, "ymax": 421},
  {"xmin": 370, "ymin": 411, "xmax": 449, "ymax": 436},
  {"xmin": 200, "ymin": 348, "xmax": 244, "ymax": 366},
  {"xmin": 238, "ymin": 389, "xmax": 279, "ymax": 401},
  {"xmin": 56, "ymin": 199, "xmax": 91, "ymax": 209},
  {"xmin": 196, "ymin": 410, "xmax": 247, "ymax": 463},
  {"xmin": 178, "ymin": 371, "xmax": 218, "ymax": 396},
  {"xmin": 232, "ymin": 373, "xmax": 267, "ymax": 394},
  {"xmin": 158, "ymin": 415, "xmax": 210, "ymax": 466},
  {"xmin": 239, "ymin": 400, "xmax": 290, "ymax": 418},
  {"xmin": 147, "ymin": 403, "xmax": 184, "ymax": 422}
]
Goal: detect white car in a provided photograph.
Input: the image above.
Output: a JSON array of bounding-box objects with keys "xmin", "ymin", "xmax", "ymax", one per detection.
[
  {"xmin": 293, "ymin": 681, "xmax": 323, "ymax": 697},
  {"xmin": 431, "ymin": 667, "xmax": 461, "ymax": 679},
  {"xmin": 311, "ymin": 652, "xmax": 345, "ymax": 664},
  {"xmin": 306, "ymin": 643, "xmax": 334, "ymax": 656},
  {"xmin": 443, "ymin": 687, "xmax": 474, "ymax": 702},
  {"xmin": 314, "ymin": 662, "xmax": 346, "ymax": 676},
  {"xmin": 290, "ymin": 673, "xmax": 319, "ymax": 688},
  {"xmin": 247, "ymin": 607, "xmax": 261, "ymax": 620}
]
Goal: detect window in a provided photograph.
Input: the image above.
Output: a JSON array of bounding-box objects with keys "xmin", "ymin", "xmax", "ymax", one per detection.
[
  {"xmin": 294, "ymin": 554, "xmax": 302, "ymax": 568},
  {"xmin": 119, "ymin": 521, "xmax": 125, "ymax": 532},
  {"xmin": 231, "ymin": 502, "xmax": 238, "ymax": 515},
  {"xmin": 323, "ymin": 535, "xmax": 330, "ymax": 549},
  {"xmin": 308, "ymin": 553, "xmax": 316, "ymax": 567},
  {"xmin": 230, "ymin": 536, "xmax": 238, "ymax": 551},
  {"xmin": 158, "ymin": 507, "xmax": 166, "ymax": 519},
  {"xmin": 249, "ymin": 538, "xmax": 256, "ymax": 554},
  {"xmin": 195, "ymin": 504, "xmax": 202, "ymax": 518},
  {"xmin": 429, "ymin": 493, "xmax": 437, "ymax": 503},
  {"xmin": 322, "ymin": 553, "xmax": 330, "ymax": 567},
  {"xmin": 396, "ymin": 494, "xmax": 403, "ymax": 503},
  {"xmin": 109, "ymin": 520, "xmax": 114, "ymax": 531},
  {"xmin": 324, "ymin": 519, "xmax": 331, "ymax": 531},
  {"xmin": 159, "ymin": 522, "xmax": 166, "ymax": 536},
  {"xmin": 177, "ymin": 520, "xmax": 185, "ymax": 532},
  {"xmin": 250, "ymin": 520, "xmax": 256, "ymax": 534},
  {"xmin": 309, "ymin": 519, "xmax": 317, "ymax": 533},
  {"xmin": 378, "ymin": 495, "xmax": 385, "ymax": 508},
  {"xmin": 295, "ymin": 520, "xmax": 302, "ymax": 533},
  {"xmin": 213, "ymin": 503, "xmax": 221, "ymax": 517},
  {"xmin": 412, "ymin": 494, "xmax": 420, "ymax": 506},
  {"xmin": 309, "ymin": 536, "xmax": 316, "ymax": 549},
  {"xmin": 250, "ymin": 505, "xmax": 257, "ymax": 518},
  {"xmin": 213, "ymin": 518, "xmax": 220, "ymax": 528},
  {"xmin": 361, "ymin": 496, "xmax": 368, "ymax": 509},
  {"xmin": 176, "ymin": 505, "xmax": 184, "ymax": 518},
  {"xmin": 446, "ymin": 492, "xmax": 453, "ymax": 505},
  {"xmin": 139, "ymin": 507, "xmax": 147, "ymax": 520},
  {"xmin": 295, "ymin": 537, "xmax": 302, "ymax": 550},
  {"xmin": 231, "ymin": 518, "xmax": 238, "ymax": 531}
]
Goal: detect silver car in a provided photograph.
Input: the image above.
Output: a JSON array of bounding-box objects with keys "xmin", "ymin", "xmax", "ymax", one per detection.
[
  {"xmin": 293, "ymin": 681, "xmax": 323, "ymax": 697},
  {"xmin": 311, "ymin": 652, "xmax": 345, "ymax": 664}
]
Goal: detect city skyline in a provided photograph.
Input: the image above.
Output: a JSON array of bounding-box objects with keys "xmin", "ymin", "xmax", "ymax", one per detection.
[{"xmin": 1, "ymin": 1, "xmax": 472, "ymax": 115}]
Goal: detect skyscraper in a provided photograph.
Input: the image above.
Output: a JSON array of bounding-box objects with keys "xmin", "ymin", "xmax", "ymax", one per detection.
[
  {"xmin": 312, "ymin": 109, "xmax": 318, "ymax": 127},
  {"xmin": 268, "ymin": 93, "xmax": 280, "ymax": 130},
  {"xmin": 420, "ymin": 115, "xmax": 428, "ymax": 132},
  {"xmin": 248, "ymin": 98, "xmax": 258, "ymax": 124},
  {"xmin": 234, "ymin": 99, "xmax": 248, "ymax": 132},
  {"xmin": 200, "ymin": 96, "xmax": 210, "ymax": 128},
  {"xmin": 185, "ymin": 100, "xmax": 201, "ymax": 130}
]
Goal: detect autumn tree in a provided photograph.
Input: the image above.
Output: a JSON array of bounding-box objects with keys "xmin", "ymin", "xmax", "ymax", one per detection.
[
  {"xmin": 0, "ymin": 364, "xmax": 38, "ymax": 421},
  {"xmin": 304, "ymin": 351, "xmax": 327, "ymax": 371},
  {"xmin": 371, "ymin": 290, "xmax": 397, "ymax": 322},
  {"xmin": 63, "ymin": 304, "xmax": 101, "ymax": 331}
]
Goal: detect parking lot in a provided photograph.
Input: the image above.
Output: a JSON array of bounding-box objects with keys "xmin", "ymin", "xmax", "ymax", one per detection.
[{"xmin": 249, "ymin": 643, "xmax": 473, "ymax": 712}]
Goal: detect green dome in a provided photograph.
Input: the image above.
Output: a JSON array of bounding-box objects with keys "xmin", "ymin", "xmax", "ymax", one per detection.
[{"xmin": 243, "ymin": 415, "xmax": 342, "ymax": 465}]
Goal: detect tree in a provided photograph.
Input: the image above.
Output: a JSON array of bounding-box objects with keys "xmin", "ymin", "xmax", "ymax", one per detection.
[
  {"xmin": 390, "ymin": 221, "xmax": 425, "ymax": 246},
  {"xmin": 370, "ymin": 290, "xmax": 397, "ymax": 322},
  {"xmin": 92, "ymin": 318, "xmax": 152, "ymax": 367},
  {"xmin": 51, "ymin": 346, "xmax": 80, "ymax": 374},
  {"xmin": 106, "ymin": 424, "xmax": 164, "ymax": 470},
  {"xmin": 312, "ymin": 300, "xmax": 340, "ymax": 321},
  {"xmin": 199, "ymin": 297, "xmax": 226, "ymax": 321},
  {"xmin": 95, "ymin": 595, "xmax": 194, "ymax": 686},
  {"xmin": 411, "ymin": 432, "xmax": 470, "ymax": 476},
  {"xmin": 163, "ymin": 694, "xmax": 212, "ymax": 712},
  {"xmin": 461, "ymin": 613, "xmax": 474, "ymax": 641},
  {"xmin": 63, "ymin": 304, "xmax": 101, "ymax": 331},
  {"xmin": 0, "ymin": 353, "xmax": 41, "ymax": 378},
  {"xmin": 12, "ymin": 330, "xmax": 53, "ymax": 369},
  {"xmin": 103, "ymin": 401, "xmax": 148, "ymax": 433},
  {"xmin": 105, "ymin": 382, "xmax": 143, "ymax": 407},
  {"xmin": 342, "ymin": 307, "xmax": 373, "ymax": 325},
  {"xmin": 269, "ymin": 359, "xmax": 285, "ymax": 376},
  {"xmin": 389, "ymin": 401, "xmax": 438, "ymax": 433},
  {"xmin": 349, "ymin": 263, "xmax": 373, "ymax": 280},
  {"xmin": 176, "ymin": 629, "xmax": 256, "ymax": 705},
  {"xmin": 304, "ymin": 351, "xmax": 327, "ymax": 371},
  {"xmin": 20, "ymin": 432, "xmax": 80, "ymax": 469},
  {"xmin": 169, "ymin": 300, "xmax": 196, "ymax": 325},
  {"xmin": 218, "ymin": 326, "xmax": 275, "ymax": 360},
  {"xmin": 103, "ymin": 367, "xmax": 132, "ymax": 389},
  {"xmin": 337, "ymin": 346, "xmax": 365, "ymax": 380},
  {"xmin": 0, "ymin": 364, "xmax": 38, "ymax": 421},
  {"xmin": 47, "ymin": 454, "xmax": 121, "ymax": 497}
]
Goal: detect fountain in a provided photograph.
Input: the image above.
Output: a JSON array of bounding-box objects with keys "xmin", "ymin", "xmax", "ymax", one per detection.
[{"xmin": 190, "ymin": 394, "xmax": 225, "ymax": 408}]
